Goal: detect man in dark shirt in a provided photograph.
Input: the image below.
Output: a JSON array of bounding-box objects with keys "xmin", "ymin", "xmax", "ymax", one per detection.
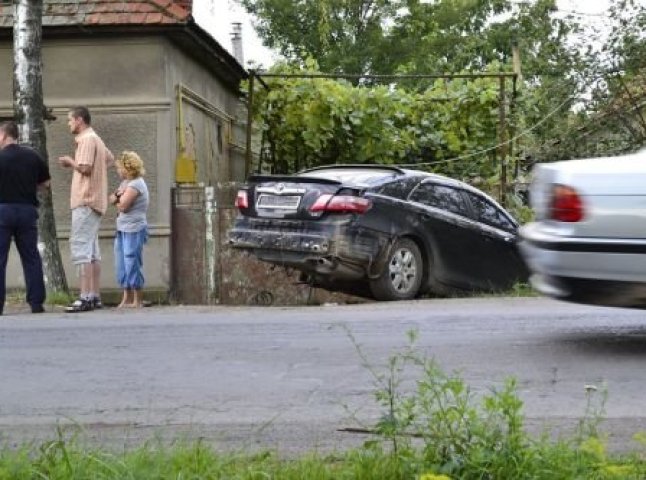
[{"xmin": 0, "ymin": 121, "xmax": 51, "ymax": 314}]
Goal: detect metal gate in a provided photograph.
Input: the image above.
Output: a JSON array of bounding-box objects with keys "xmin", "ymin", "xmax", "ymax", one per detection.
[{"xmin": 170, "ymin": 185, "xmax": 217, "ymax": 304}]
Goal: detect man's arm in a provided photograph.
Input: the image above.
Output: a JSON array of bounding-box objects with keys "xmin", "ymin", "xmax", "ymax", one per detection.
[
  {"xmin": 106, "ymin": 148, "xmax": 115, "ymax": 168},
  {"xmin": 58, "ymin": 135, "xmax": 95, "ymax": 175},
  {"xmin": 58, "ymin": 155, "xmax": 92, "ymax": 175},
  {"xmin": 36, "ymin": 152, "xmax": 51, "ymax": 189}
]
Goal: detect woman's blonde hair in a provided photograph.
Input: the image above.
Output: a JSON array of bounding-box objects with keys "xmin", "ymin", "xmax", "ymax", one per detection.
[{"xmin": 116, "ymin": 151, "xmax": 145, "ymax": 178}]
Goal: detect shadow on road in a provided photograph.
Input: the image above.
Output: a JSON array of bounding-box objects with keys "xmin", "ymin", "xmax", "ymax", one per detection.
[{"xmin": 551, "ymin": 325, "xmax": 646, "ymax": 357}]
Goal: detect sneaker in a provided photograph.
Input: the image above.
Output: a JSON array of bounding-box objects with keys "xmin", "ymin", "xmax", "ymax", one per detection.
[
  {"xmin": 31, "ymin": 305, "xmax": 45, "ymax": 313},
  {"xmin": 91, "ymin": 298, "xmax": 104, "ymax": 309},
  {"xmin": 65, "ymin": 298, "xmax": 94, "ymax": 313}
]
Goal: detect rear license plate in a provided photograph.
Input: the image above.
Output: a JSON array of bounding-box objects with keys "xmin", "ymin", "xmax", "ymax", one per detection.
[{"xmin": 256, "ymin": 194, "xmax": 301, "ymax": 210}]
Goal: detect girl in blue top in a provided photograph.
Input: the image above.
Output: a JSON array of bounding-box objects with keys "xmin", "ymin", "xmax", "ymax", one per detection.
[{"xmin": 109, "ymin": 151, "xmax": 149, "ymax": 308}]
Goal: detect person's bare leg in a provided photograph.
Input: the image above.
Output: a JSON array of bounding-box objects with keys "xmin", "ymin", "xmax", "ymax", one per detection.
[
  {"xmin": 131, "ymin": 289, "xmax": 143, "ymax": 308},
  {"xmin": 117, "ymin": 289, "xmax": 132, "ymax": 308},
  {"xmin": 90, "ymin": 260, "xmax": 101, "ymax": 300},
  {"xmin": 79, "ymin": 263, "xmax": 92, "ymax": 298}
]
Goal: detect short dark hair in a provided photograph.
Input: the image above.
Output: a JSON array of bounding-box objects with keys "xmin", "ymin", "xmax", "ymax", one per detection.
[
  {"xmin": 69, "ymin": 106, "xmax": 91, "ymax": 125},
  {"xmin": 0, "ymin": 121, "xmax": 18, "ymax": 140}
]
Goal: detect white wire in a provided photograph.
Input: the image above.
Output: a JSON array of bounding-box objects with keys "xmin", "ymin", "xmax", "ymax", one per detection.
[{"xmin": 397, "ymin": 91, "xmax": 579, "ymax": 168}]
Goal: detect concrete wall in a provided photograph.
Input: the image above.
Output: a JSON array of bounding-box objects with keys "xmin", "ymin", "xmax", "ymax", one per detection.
[
  {"xmin": 164, "ymin": 40, "xmax": 248, "ymax": 185},
  {"xmin": 0, "ymin": 35, "xmax": 245, "ymax": 296}
]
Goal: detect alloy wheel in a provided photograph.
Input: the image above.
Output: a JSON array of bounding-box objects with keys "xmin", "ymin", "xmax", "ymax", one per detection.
[{"xmin": 388, "ymin": 247, "xmax": 418, "ymax": 294}]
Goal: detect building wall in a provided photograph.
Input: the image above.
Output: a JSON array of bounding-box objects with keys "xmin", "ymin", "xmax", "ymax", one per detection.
[
  {"xmin": 163, "ymin": 40, "xmax": 248, "ymax": 185},
  {"xmin": 0, "ymin": 34, "xmax": 245, "ymax": 296}
]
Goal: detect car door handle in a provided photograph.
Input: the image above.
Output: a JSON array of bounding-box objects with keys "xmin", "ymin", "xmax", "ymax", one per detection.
[{"xmin": 486, "ymin": 234, "xmax": 513, "ymax": 243}]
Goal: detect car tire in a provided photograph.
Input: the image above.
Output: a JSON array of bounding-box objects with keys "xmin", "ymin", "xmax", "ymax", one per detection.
[{"xmin": 370, "ymin": 238, "xmax": 423, "ymax": 301}]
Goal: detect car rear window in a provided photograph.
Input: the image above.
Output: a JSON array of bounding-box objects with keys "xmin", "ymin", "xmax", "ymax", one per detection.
[{"xmin": 298, "ymin": 169, "xmax": 399, "ymax": 186}]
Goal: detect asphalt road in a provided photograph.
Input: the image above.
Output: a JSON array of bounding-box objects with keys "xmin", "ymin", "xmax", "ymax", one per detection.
[{"xmin": 1, "ymin": 297, "xmax": 646, "ymax": 454}]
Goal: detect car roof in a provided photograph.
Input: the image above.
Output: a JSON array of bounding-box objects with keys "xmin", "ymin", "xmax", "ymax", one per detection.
[
  {"xmin": 294, "ymin": 164, "xmax": 513, "ymax": 220},
  {"xmin": 298, "ymin": 164, "xmax": 475, "ymax": 189},
  {"xmin": 298, "ymin": 163, "xmax": 500, "ymax": 200},
  {"xmin": 298, "ymin": 165, "xmax": 407, "ymax": 186}
]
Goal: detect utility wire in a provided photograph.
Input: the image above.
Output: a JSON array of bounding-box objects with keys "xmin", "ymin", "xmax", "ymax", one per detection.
[
  {"xmin": 554, "ymin": 9, "xmax": 609, "ymax": 18},
  {"xmin": 398, "ymin": 72, "xmax": 610, "ymax": 168},
  {"xmin": 509, "ymin": 1, "xmax": 610, "ymax": 17},
  {"xmin": 534, "ymin": 93, "xmax": 646, "ymax": 153},
  {"xmin": 398, "ymin": 90, "xmax": 580, "ymax": 168}
]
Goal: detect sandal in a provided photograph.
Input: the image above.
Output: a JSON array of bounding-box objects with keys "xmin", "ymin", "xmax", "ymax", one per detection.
[{"xmin": 65, "ymin": 298, "xmax": 94, "ymax": 313}]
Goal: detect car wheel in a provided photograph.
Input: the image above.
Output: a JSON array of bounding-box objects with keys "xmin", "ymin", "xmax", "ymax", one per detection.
[{"xmin": 370, "ymin": 238, "xmax": 423, "ymax": 301}]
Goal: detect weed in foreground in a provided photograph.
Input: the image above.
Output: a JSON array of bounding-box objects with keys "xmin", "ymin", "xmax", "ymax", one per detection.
[{"xmin": 351, "ymin": 328, "xmax": 646, "ymax": 479}]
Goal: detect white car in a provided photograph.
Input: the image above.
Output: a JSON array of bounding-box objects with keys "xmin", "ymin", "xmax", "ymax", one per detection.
[{"xmin": 519, "ymin": 148, "xmax": 646, "ymax": 308}]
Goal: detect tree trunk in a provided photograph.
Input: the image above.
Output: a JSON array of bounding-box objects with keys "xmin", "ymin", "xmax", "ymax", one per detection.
[{"xmin": 13, "ymin": 0, "xmax": 68, "ymax": 294}]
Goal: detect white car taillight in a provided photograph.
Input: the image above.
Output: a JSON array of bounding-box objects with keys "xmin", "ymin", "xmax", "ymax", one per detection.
[{"xmin": 549, "ymin": 185, "xmax": 584, "ymax": 222}]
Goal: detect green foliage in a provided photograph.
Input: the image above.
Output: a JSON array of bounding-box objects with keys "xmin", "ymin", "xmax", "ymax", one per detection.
[
  {"xmin": 505, "ymin": 192, "xmax": 534, "ymax": 224},
  {"xmin": 241, "ymin": 0, "xmax": 645, "ymax": 172},
  {"xmin": 237, "ymin": 0, "xmax": 580, "ymax": 78},
  {"xmin": 386, "ymin": 0, "xmax": 581, "ymax": 79},
  {"xmin": 604, "ymin": 0, "xmax": 646, "ymax": 74},
  {"xmin": 254, "ymin": 62, "xmax": 505, "ymax": 180},
  {"xmin": 237, "ymin": 0, "xmax": 397, "ymax": 74},
  {"xmin": 363, "ymin": 331, "xmax": 646, "ymax": 479},
  {"xmin": 0, "ymin": 439, "xmax": 412, "ymax": 480},
  {"xmin": 5, "ymin": 289, "xmax": 72, "ymax": 307},
  {"xmin": 523, "ymin": 0, "xmax": 646, "ymax": 161},
  {"xmin": 46, "ymin": 290, "xmax": 74, "ymax": 306}
]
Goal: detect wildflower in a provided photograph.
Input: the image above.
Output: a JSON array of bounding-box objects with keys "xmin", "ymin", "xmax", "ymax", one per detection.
[
  {"xmin": 419, "ymin": 474, "xmax": 452, "ymax": 480},
  {"xmin": 579, "ymin": 437, "xmax": 606, "ymax": 462},
  {"xmin": 601, "ymin": 464, "xmax": 637, "ymax": 479}
]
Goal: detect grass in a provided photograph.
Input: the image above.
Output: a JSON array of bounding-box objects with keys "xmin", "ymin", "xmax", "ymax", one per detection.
[
  {"xmin": 46, "ymin": 290, "xmax": 75, "ymax": 306},
  {"xmin": 438, "ymin": 281, "xmax": 539, "ymax": 300},
  {"xmin": 3, "ymin": 289, "xmax": 73, "ymax": 307},
  {"xmin": 0, "ymin": 441, "xmax": 409, "ymax": 480},
  {"xmin": 0, "ymin": 436, "xmax": 642, "ymax": 480},
  {"xmin": 493, "ymin": 281, "xmax": 539, "ymax": 297},
  {"xmin": 5, "ymin": 289, "xmax": 167, "ymax": 308}
]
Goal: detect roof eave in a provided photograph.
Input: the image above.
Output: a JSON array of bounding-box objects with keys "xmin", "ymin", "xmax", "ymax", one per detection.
[{"xmin": 0, "ymin": 21, "xmax": 248, "ymax": 92}]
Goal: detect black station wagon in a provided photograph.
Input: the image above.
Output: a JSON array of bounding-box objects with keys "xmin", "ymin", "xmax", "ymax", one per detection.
[{"xmin": 228, "ymin": 165, "xmax": 528, "ymax": 301}]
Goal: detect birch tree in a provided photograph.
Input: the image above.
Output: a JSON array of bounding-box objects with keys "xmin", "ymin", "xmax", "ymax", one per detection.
[{"xmin": 13, "ymin": 0, "xmax": 68, "ymax": 294}]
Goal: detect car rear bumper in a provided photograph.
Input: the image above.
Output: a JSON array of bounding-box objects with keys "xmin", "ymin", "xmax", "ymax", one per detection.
[
  {"xmin": 229, "ymin": 228, "xmax": 332, "ymax": 254},
  {"xmin": 528, "ymin": 273, "xmax": 646, "ymax": 308},
  {"xmin": 519, "ymin": 223, "xmax": 646, "ymax": 306},
  {"xmin": 228, "ymin": 225, "xmax": 387, "ymax": 280},
  {"xmin": 519, "ymin": 223, "xmax": 646, "ymax": 281}
]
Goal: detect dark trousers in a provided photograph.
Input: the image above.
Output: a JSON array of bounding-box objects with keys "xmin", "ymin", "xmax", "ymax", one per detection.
[{"xmin": 0, "ymin": 204, "xmax": 46, "ymax": 313}]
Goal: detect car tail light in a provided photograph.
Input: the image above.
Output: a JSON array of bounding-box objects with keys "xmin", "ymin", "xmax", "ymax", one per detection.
[
  {"xmin": 549, "ymin": 185, "xmax": 584, "ymax": 222},
  {"xmin": 235, "ymin": 190, "xmax": 249, "ymax": 209},
  {"xmin": 310, "ymin": 194, "xmax": 372, "ymax": 214}
]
